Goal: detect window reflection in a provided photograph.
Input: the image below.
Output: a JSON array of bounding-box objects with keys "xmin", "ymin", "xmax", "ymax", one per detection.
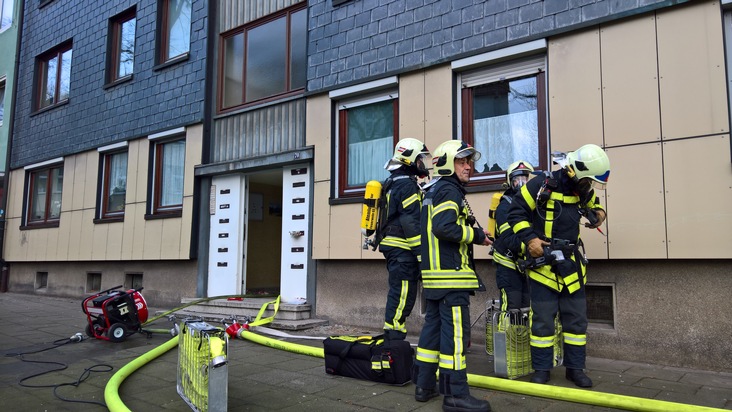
[{"xmin": 166, "ymin": 0, "xmax": 191, "ymax": 60}]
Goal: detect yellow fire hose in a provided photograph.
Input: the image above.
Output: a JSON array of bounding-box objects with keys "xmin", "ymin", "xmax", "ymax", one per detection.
[{"xmin": 106, "ymin": 296, "xmax": 727, "ymax": 412}]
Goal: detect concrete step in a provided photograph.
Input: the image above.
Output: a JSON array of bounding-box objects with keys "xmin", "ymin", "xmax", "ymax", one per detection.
[
  {"xmin": 166, "ymin": 309, "xmax": 329, "ymax": 331},
  {"xmin": 175, "ymin": 297, "xmax": 318, "ymax": 324}
]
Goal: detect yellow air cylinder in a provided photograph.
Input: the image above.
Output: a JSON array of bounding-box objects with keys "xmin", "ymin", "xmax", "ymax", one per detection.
[
  {"xmin": 486, "ymin": 192, "xmax": 502, "ymax": 238},
  {"xmin": 360, "ymin": 180, "xmax": 382, "ymax": 237}
]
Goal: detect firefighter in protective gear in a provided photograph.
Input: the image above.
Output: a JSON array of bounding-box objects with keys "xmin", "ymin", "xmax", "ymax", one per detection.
[
  {"xmin": 380, "ymin": 138, "xmax": 430, "ymax": 341},
  {"xmin": 492, "ymin": 161, "xmax": 534, "ymax": 313},
  {"xmin": 413, "ymin": 140, "xmax": 493, "ymax": 412},
  {"xmin": 507, "ymin": 144, "xmax": 609, "ymax": 388}
]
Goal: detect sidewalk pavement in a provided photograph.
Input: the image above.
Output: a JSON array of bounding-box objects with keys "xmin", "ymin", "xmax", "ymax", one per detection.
[{"xmin": 1, "ymin": 292, "xmax": 731, "ymax": 411}]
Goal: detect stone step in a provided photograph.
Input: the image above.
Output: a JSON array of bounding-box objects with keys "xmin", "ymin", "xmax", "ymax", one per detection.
[
  {"xmin": 177, "ymin": 297, "xmax": 313, "ymax": 322},
  {"xmin": 166, "ymin": 309, "xmax": 329, "ymax": 331}
]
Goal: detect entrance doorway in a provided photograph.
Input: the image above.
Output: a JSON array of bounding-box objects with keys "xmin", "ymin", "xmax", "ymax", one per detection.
[{"xmin": 245, "ymin": 171, "xmax": 283, "ymax": 295}]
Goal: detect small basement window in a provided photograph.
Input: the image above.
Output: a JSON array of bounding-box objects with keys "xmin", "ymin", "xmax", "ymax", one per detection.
[{"xmin": 586, "ymin": 284, "xmax": 615, "ymax": 328}]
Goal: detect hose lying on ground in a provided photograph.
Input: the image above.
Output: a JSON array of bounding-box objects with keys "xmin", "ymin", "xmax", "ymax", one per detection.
[{"xmin": 106, "ymin": 296, "xmax": 727, "ymax": 412}]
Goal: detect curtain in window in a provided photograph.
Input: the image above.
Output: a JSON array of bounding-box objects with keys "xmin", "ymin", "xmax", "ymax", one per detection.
[
  {"xmin": 49, "ymin": 168, "xmax": 63, "ymax": 219},
  {"xmin": 348, "ymin": 137, "xmax": 391, "ymax": 185},
  {"xmin": 108, "ymin": 153, "xmax": 127, "ymax": 212},
  {"xmin": 31, "ymin": 172, "xmax": 47, "ymax": 220},
  {"xmin": 473, "ymin": 111, "xmax": 538, "ymax": 173},
  {"xmin": 161, "ymin": 140, "xmax": 185, "ymax": 206}
]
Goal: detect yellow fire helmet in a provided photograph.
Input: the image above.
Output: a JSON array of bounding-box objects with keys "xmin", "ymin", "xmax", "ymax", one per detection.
[
  {"xmin": 432, "ymin": 140, "xmax": 481, "ymax": 177},
  {"xmin": 566, "ymin": 144, "xmax": 610, "ymax": 189},
  {"xmin": 505, "ymin": 160, "xmax": 534, "ymax": 189},
  {"xmin": 384, "ymin": 138, "xmax": 431, "ymax": 177}
]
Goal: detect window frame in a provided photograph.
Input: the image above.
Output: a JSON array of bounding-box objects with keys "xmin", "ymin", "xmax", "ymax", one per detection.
[
  {"xmin": 217, "ymin": 3, "xmax": 307, "ymax": 112},
  {"xmin": 97, "ymin": 147, "xmax": 128, "ymax": 222},
  {"xmin": 107, "ymin": 8, "xmax": 136, "ymax": 85},
  {"xmin": 24, "ymin": 162, "xmax": 64, "ymax": 228},
  {"xmin": 458, "ymin": 58, "xmax": 548, "ymax": 189},
  {"xmin": 35, "ymin": 41, "xmax": 72, "ymax": 112},
  {"xmin": 159, "ymin": 0, "xmax": 191, "ymax": 65},
  {"xmin": 149, "ymin": 135, "xmax": 186, "ymax": 218},
  {"xmin": 335, "ymin": 92, "xmax": 399, "ymax": 199}
]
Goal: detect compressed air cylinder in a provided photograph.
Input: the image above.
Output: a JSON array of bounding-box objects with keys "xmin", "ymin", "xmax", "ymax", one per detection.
[
  {"xmin": 486, "ymin": 192, "xmax": 502, "ymax": 238},
  {"xmin": 360, "ymin": 180, "xmax": 382, "ymax": 236}
]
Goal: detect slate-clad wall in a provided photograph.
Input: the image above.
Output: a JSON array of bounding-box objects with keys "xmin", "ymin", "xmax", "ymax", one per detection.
[
  {"xmin": 11, "ymin": 0, "xmax": 207, "ymax": 168},
  {"xmin": 306, "ymin": 0, "xmax": 683, "ymax": 92}
]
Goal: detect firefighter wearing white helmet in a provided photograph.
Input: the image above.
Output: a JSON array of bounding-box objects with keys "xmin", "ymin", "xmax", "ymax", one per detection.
[
  {"xmin": 379, "ymin": 138, "xmax": 431, "ymax": 341},
  {"xmin": 507, "ymin": 144, "xmax": 609, "ymax": 388},
  {"xmin": 492, "ymin": 161, "xmax": 535, "ymax": 314},
  {"xmin": 413, "ymin": 139, "xmax": 493, "ymax": 412}
]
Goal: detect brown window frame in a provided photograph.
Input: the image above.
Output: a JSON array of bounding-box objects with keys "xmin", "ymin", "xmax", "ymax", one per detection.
[
  {"xmin": 35, "ymin": 41, "xmax": 72, "ymax": 112},
  {"xmin": 26, "ymin": 163, "xmax": 63, "ymax": 227},
  {"xmin": 217, "ymin": 3, "xmax": 307, "ymax": 112},
  {"xmin": 150, "ymin": 137, "xmax": 185, "ymax": 216},
  {"xmin": 108, "ymin": 8, "xmax": 136, "ymax": 85},
  {"xmin": 337, "ymin": 98, "xmax": 399, "ymax": 199},
  {"xmin": 460, "ymin": 71, "xmax": 548, "ymax": 188},
  {"xmin": 159, "ymin": 0, "xmax": 191, "ymax": 64}
]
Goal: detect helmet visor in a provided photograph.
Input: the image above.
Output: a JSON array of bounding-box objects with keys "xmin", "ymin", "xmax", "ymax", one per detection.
[
  {"xmin": 511, "ymin": 175, "xmax": 528, "ymax": 189},
  {"xmin": 455, "ymin": 147, "xmax": 481, "ymax": 162}
]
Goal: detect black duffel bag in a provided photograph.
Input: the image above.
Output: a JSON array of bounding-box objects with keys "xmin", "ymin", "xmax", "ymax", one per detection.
[{"xmin": 323, "ymin": 334, "xmax": 414, "ymax": 385}]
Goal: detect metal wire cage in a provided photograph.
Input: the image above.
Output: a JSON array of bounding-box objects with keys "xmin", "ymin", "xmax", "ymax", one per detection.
[
  {"xmin": 484, "ymin": 299, "xmax": 500, "ymax": 355},
  {"xmin": 488, "ymin": 303, "xmax": 564, "ymax": 380},
  {"xmin": 177, "ymin": 320, "xmax": 229, "ymax": 412}
]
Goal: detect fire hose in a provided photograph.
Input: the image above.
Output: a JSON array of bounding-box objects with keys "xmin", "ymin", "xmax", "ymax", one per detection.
[{"xmin": 105, "ymin": 297, "xmax": 727, "ymax": 412}]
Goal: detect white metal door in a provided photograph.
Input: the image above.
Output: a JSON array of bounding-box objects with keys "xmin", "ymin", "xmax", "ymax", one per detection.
[
  {"xmin": 280, "ymin": 164, "xmax": 310, "ymax": 304},
  {"xmin": 208, "ymin": 174, "xmax": 248, "ymax": 296}
]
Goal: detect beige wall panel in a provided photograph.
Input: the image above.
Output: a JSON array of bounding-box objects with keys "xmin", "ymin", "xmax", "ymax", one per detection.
[
  {"xmin": 123, "ymin": 203, "xmax": 141, "ymax": 260},
  {"xmin": 7, "ymin": 170, "xmax": 24, "ymax": 219},
  {"xmin": 55, "ymin": 212, "xmax": 71, "ymax": 260},
  {"xmin": 68, "ymin": 156, "xmax": 84, "ymax": 211},
  {"xmin": 423, "ymin": 65, "xmax": 452, "ymax": 147},
  {"xmin": 664, "ymin": 135, "xmax": 732, "ymax": 258},
  {"xmin": 656, "ymin": 1, "xmax": 728, "ymax": 140},
  {"xmin": 184, "ymin": 125, "xmax": 202, "ymax": 197},
  {"xmin": 548, "ymin": 29, "xmax": 603, "ymax": 150},
  {"xmin": 45, "ymin": 224, "xmax": 61, "ymax": 261},
  {"xmin": 78, "ymin": 209, "xmax": 96, "ymax": 260},
  {"xmin": 105, "ymin": 222, "xmax": 124, "ymax": 260},
  {"xmin": 83, "ymin": 151, "xmax": 99, "ymax": 209},
  {"xmin": 132, "ymin": 139, "xmax": 150, "ymax": 202},
  {"xmin": 142, "ymin": 218, "xmax": 163, "ymax": 260},
  {"xmin": 178, "ymin": 196, "xmax": 193, "ymax": 258},
  {"xmin": 126, "ymin": 140, "xmax": 142, "ymax": 204},
  {"xmin": 92, "ymin": 222, "xmax": 109, "ymax": 260},
  {"xmin": 399, "ymin": 71, "xmax": 426, "ymax": 140},
  {"xmin": 328, "ymin": 203, "xmax": 362, "ymax": 259},
  {"xmin": 306, "ymin": 94, "xmax": 331, "ymax": 183},
  {"xmin": 579, "ymin": 190, "xmax": 608, "ymax": 260},
  {"xmin": 600, "ymin": 15, "xmax": 661, "ymax": 146},
  {"xmin": 3, "ymin": 218, "xmax": 23, "ymax": 259},
  {"xmin": 160, "ymin": 215, "xmax": 184, "ymax": 259},
  {"xmin": 32, "ymin": 227, "xmax": 49, "ymax": 259},
  {"xmin": 66, "ymin": 210, "xmax": 84, "ymax": 260},
  {"xmin": 311, "ymin": 180, "xmax": 331, "ymax": 259},
  {"xmin": 604, "ymin": 144, "xmax": 666, "ymax": 258}
]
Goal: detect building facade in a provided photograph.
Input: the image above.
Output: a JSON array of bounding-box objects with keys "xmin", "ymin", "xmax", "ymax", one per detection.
[
  {"xmin": 306, "ymin": 0, "xmax": 732, "ymax": 371},
  {"xmin": 4, "ymin": 0, "xmax": 207, "ymax": 306}
]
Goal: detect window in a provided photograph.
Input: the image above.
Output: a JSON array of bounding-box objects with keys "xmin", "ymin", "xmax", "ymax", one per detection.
[
  {"xmin": 99, "ymin": 150, "xmax": 128, "ymax": 219},
  {"xmin": 152, "ymin": 138, "xmax": 185, "ymax": 215},
  {"xmin": 220, "ymin": 4, "xmax": 307, "ymax": 109},
  {"xmin": 1, "ymin": 0, "xmax": 13, "ymax": 32},
  {"xmin": 336, "ymin": 93, "xmax": 398, "ymax": 198},
  {"xmin": 86, "ymin": 272, "xmax": 102, "ymax": 293},
  {"xmin": 35, "ymin": 272, "xmax": 48, "ymax": 289},
  {"xmin": 109, "ymin": 9, "xmax": 136, "ymax": 83},
  {"xmin": 0, "ymin": 78, "xmax": 5, "ymax": 125},
  {"xmin": 36, "ymin": 42, "xmax": 72, "ymax": 110},
  {"xmin": 27, "ymin": 163, "xmax": 63, "ymax": 225},
  {"xmin": 586, "ymin": 284, "xmax": 615, "ymax": 328},
  {"xmin": 125, "ymin": 272, "xmax": 143, "ymax": 290},
  {"xmin": 458, "ymin": 55, "xmax": 548, "ymax": 186},
  {"xmin": 160, "ymin": 0, "xmax": 191, "ymax": 63}
]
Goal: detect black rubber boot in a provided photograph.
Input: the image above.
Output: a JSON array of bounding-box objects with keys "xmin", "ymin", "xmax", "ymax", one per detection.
[
  {"xmin": 530, "ymin": 370, "xmax": 551, "ymax": 384},
  {"xmin": 566, "ymin": 368, "xmax": 593, "ymax": 388},
  {"xmin": 415, "ymin": 386, "xmax": 439, "ymax": 402},
  {"xmin": 442, "ymin": 394, "xmax": 491, "ymax": 412}
]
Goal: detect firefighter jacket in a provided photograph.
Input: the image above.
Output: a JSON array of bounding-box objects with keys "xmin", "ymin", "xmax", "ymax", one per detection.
[
  {"xmin": 420, "ymin": 175, "xmax": 487, "ymax": 298},
  {"xmin": 378, "ymin": 169, "xmax": 422, "ymax": 261},
  {"xmin": 492, "ymin": 188, "xmax": 524, "ymax": 271},
  {"xmin": 507, "ymin": 170, "xmax": 605, "ymax": 294}
]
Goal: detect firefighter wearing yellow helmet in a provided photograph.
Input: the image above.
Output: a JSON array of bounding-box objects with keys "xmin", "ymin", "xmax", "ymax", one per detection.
[
  {"xmin": 492, "ymin": 160, "xmax": 534, "ymax": 314},
  {"xmin": 507, "ymin": 143, "xmax": 609, "ymax": 388},
  {"xmin": 413, "ymin": 140, "xmax": 493, "ymax": 411},
  {"xmin": 379, "ymin": 138, "xmax": 430, "ymax": 341}
]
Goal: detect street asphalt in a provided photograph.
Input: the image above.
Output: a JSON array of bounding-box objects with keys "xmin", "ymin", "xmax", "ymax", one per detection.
[{"xmin": 1, "ymin": 292, "xmax": 731, "ymax": 411}]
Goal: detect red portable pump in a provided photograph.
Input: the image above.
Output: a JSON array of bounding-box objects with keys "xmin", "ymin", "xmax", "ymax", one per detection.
[{"xmin": 82, "ymin": 285, "xmax": 149, "ymax": 342}]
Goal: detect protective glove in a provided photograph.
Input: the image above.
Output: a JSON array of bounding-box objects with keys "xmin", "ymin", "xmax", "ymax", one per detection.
[
  {"xmin": 527, "ymin": 237, "xmax": 550, "ymax": 258},
  {"xmin": 586, "ymin": 209, "xmax": 606, "ymax": 229}
]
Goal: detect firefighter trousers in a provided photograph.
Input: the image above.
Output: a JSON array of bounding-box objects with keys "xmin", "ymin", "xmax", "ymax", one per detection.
[
  {"xmin": 530, "ymin": 278, "xmax": 588, "ymax": 370},
  {"xmin": 383, "ymin": 248, "xmax": 419, "ymax": 341},
  {"xmin": 414, "ymin": 291, "xmax": 471, "ymax": 396},
  {"xmin": 495, "ymin": 264, "xmax": 530, "ymax": 311}
]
